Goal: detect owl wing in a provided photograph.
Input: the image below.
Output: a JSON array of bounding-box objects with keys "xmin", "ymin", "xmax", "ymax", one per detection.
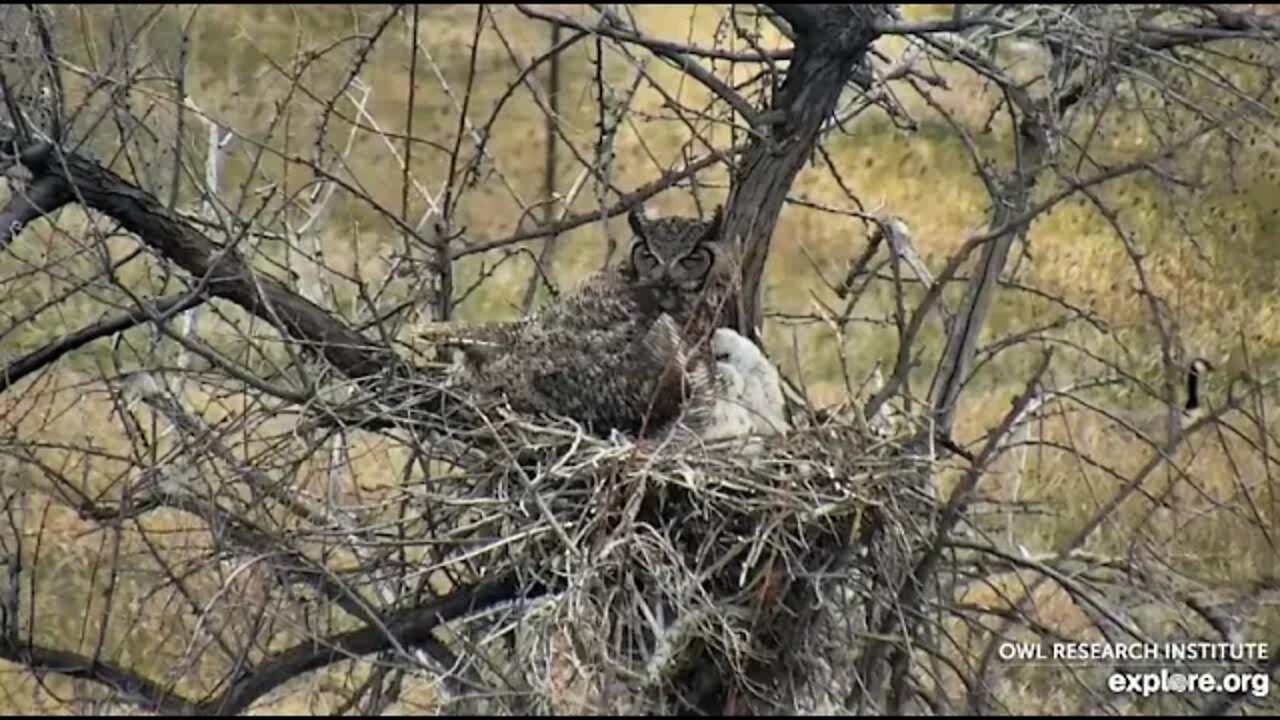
[
  {"xmin": 420, "ymin": 319, "xmax": 529, "ymax": 371},
  {"xmin": 470, "ymin": 268, "xmax": 705, "ymax": 436},
  {"xmin": 502, "ymin": 316, "xmax": 692, "ymax": 436},
  {"xmin": 738, "ymin": 353, "xmax": 789, "ymax": 436},
  {"xmin": 698, "ymin": 363, "xmax": 756, "ymax": 442}
]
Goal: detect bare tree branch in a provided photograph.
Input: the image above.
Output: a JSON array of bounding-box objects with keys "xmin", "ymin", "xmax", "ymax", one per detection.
[
  {"xmin": 1, "ymin": 5, "xmax": 1276, "ymax": 716},
  {"xmin": 10, "ymin": 141, "xmax": 403, "ymax": 381},
  {"xmin": 0, "ymin": 292, "xmax": 204, "ymax": 392},
  {"xmin": 0, "ymin": 174, "xmax": 71, "ymax": 248},
  {"xmin": 0, "ymin": 573, "xmax": 537, "ymax": 716}
]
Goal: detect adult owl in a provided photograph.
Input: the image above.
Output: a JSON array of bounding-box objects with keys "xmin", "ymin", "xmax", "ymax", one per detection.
[{"xmin": 430, "ymin": 203, "xmax": 740, "ymax": 437}]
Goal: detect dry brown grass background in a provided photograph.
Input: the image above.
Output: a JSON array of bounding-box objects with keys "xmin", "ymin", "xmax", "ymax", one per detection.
[{"xmin": 1, "ymin": 3, "xmax": 1278, "ymax": 715}]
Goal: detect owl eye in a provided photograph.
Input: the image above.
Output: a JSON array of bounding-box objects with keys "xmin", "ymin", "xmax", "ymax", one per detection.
[
  {"xmin": 679, "ymin": 247, "xmax": 713, "ymax": 273},
  {"xmin": 631, "ymin": 243, "xmax": 658, "ymax": 272}
]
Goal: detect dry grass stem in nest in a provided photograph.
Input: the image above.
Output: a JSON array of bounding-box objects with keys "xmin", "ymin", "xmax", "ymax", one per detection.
[{"xmin": 420, "ymin": 396, "xmax": 940, "ymax": 715}]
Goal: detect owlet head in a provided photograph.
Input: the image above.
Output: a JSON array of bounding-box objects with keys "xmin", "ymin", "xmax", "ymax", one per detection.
[{"xmin": 626, "ymin": 204, "xmax": 726, "ymax": 294}]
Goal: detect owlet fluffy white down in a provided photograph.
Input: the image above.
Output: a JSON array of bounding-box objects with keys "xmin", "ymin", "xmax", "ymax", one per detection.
[{"xmin": 680, "ymin": 327, "xmax": 789, "ymax": 443}]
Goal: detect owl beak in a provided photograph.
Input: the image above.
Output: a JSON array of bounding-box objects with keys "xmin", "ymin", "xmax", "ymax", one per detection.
[{"xmin": 661, "ymin": 266, "xmax": 698, "ymax": 293}]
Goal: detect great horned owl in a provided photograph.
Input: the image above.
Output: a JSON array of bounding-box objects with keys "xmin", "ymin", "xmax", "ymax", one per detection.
[
  {"xmin": 620, "ymin": 203, "xmax": 737, "ymax": 342},
  {"xmin": 440, "ymin": 204, "xmax": 739, "ymax": 437}
]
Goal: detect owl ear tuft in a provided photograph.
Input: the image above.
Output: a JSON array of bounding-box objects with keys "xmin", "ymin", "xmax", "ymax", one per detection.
[
  {"xmin": 703, "ymin": 205, "xmax": 725, "ymax": 242},
  {"xmin": 628, "ymin": 204, "xmax": 651, "ymax": 239}
]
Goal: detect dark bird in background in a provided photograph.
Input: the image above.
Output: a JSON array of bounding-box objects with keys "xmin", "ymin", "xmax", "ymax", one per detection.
[{"xmin": 1182, "ymin": 357, "xmax": 1212, "ymax": 425}]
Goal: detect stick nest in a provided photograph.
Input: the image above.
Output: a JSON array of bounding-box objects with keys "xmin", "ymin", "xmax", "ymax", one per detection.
[{"xmin": 420, "ymin": 400, "xmax": 940, "ymax": 715}]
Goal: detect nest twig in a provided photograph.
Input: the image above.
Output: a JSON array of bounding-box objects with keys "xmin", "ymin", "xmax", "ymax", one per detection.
[{"xmin": 407, "ymin": 389, "xmax": 940, "ymax": 715}]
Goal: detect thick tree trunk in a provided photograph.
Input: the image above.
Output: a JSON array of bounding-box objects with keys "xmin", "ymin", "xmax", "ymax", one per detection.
[
  {"xmin": 727, "ymin": 4, "xmax": 890, "ymax": 340},
  {"xmin": 670, "ymin": 10, "xmax": 894, "ymax": 711}
]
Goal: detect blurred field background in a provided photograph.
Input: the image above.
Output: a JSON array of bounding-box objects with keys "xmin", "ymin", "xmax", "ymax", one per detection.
[{"xmin": 1, "ymin": 4, "xmax": 1277, "ymax": 714}]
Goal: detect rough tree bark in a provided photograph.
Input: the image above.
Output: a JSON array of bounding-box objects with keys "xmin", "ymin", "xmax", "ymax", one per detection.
[{"xmin": 728, "ymin": 4, "xmax": 891, "ymax": 340}]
